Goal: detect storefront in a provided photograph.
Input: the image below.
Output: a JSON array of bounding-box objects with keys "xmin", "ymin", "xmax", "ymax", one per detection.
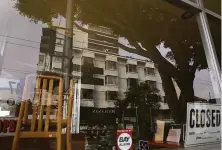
[{"xmin": 0, "ymin": 0, "xmax": 221, "ymax": 149}]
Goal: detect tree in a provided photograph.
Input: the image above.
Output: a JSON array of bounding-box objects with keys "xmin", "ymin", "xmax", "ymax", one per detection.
[
  {"xmin": 12, "ymin": 0, "xmax": 219, "ymax": 123},
  {"xmin": 115, "ymin": 82, "xmax": 161, "ymax": 139}
]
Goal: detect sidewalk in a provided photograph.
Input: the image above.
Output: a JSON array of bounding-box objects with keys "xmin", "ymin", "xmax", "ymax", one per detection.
[{"xmin": 157, "ymin": 144, "xmax": 221, "ymax": 150}]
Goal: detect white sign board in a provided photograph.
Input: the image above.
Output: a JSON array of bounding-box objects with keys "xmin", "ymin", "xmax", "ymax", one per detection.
[
  {"xmin": 185, "ymin": 103, "xmax": 221, "ymax": 147},
  {"xmin": 167, "ymin": 129, "xmax": 181, "ymax": 143}
]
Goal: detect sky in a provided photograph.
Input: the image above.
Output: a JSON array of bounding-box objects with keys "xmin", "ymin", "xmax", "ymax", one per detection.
[{"xmin": 0, "ymin": 0, "xmax": 216, "ymax": 100}]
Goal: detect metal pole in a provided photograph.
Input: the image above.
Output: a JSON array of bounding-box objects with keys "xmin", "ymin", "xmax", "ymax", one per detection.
[{"xmin": 63, "ymin": 0, "xmax": 74, "ymax": 91}]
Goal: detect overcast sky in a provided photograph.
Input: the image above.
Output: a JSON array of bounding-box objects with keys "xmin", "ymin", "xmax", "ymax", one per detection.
[{"xmin": 0, "ymin": 0, "xmax": 215, "ymax": 99}]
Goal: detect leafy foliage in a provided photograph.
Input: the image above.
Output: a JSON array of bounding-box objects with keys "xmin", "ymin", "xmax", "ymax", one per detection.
[{"xmin": 115, "ymin": 82, "xmax": 161, "ymax": 119}]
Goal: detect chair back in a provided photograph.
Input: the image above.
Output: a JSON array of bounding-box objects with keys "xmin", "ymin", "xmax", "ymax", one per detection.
[{"xmin": 22, "ymin": 74, "xmax": 64, "ymax": 132}]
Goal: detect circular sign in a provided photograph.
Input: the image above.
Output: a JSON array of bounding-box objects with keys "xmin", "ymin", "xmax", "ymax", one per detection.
[{"xmin": 117, "ymin": 132, "xmax": 132, "ymax": 150}]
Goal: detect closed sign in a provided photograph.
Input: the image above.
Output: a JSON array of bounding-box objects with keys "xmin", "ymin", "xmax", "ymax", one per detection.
[
  {"xmin": 117, "ymin": 130, "xmax": 133, "ymax": 150},
  {"xmin": 185, "ymin": 103, "xmax": 221, "ymax": 147}
]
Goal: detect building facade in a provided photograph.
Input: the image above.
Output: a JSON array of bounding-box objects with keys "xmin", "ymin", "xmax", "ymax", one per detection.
[{"xmin": 37, "ymin": 24, "xmax": 169, "ymax": 111}]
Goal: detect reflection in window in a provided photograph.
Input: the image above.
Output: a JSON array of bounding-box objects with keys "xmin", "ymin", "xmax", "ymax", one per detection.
[
  {"xmin": 82, "ymin": 89, "xmax": 94, "ymax": 99},
  {"xmin": 38, "ymin": 55, "xmax": 44, "ymax": 65},
  {"xmin": 144, "ymin": 67, "xmax": 155, "ymax": 76},
  {"xmin": 106, "ymin": 91, "xmax": 117, "ymax": 101},
  {"xmin": 106, "ymin": 61, "xmax": 117, "ymax": 70},
  {"xmin": 146, "ymin": 80, "xmax": 157, "ymax": 89},
  {"xmin": 127, "ymin": 64, "xmax": 137, "ymax": 73},
  {"xmin": 203, "ymin": 0, "xmax": 221, "ymax": 15},
  {"xmin": 207, "ymin": 16, "xmax": 221, "ymax": 68},
  {"xmin": 73, "ymin": 64, "xmax": 81, "ymax": 72},
  {"xmin": 83, "ymin": 57, "xmax": 94, "ymax": 65},
  {"xmin": 106, "ymin": 76, "xmax": 117, "ymax": 85},
  {"xmin": 127, "ymin": 78, "xmax": 138, "ymax": 88}
]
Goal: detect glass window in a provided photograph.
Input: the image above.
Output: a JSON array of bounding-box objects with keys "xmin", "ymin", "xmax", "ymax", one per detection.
[
  {"xmin": 53, "ymin": 56, "xmax": 62, "ymax": 62},
  {"xmin": 207, "ymin": 16, "xmax": 221, "ymax": 68},
  {"xmin": 38, "ymin": 55, "xmax": 44, "ymax": 65},
  {"xmin": 127, "ymin": 64, "xmax": 137, "ymax": 73},
  {"xmin": 144, "ymin": 67, "xmax": 155, "ymax": 76},
  {"xmin": 0, "ymin": 0, "xmax": 220, "ymax": 149},
  {"xmin": 106, "ymin": 76, "xmax": 117, "ymax": 85},
  {"xmin": 106, "ymin": 91, "xmax": 117, "ymax": 100},
  {"xmin": 127, "ymin": 78, "xmax": 138, "ymax": 88},
  {"xmin": 203, "ymin": 0, "xmax": 221, "ymax": 15},
  {"xmin": 83, "ymin": 57, "xmax": 93, "ymax": 65},
  {"xmin": 82, "ymin": 89, "xmax": 93, "ymax": 99},
  {"xmin": 106, "ymin": 61, "xmax": 117, "ymax": 70},
  {"xmin": 73, "ymin": 64, "xmax": 81, "ymax": 72},
  {"xmin": 146, "ymin": 80, "xmax": 157, "ymax": 89}
]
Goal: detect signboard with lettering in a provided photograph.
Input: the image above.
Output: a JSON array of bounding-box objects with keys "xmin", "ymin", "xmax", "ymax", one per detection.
[
  {"xmin": 117, "ymin": 129, "xmax": 133, "ymax": 150},
  {"xmin": 0, "ymin": 118, "xmax": 17, "ymax": 136},
  {"xmin": 92, "ymin": 108, "xmax": 116, "ymax": 114},
  {"xmin": 185, "ymin": 103, "xmax": 221, "ymax": 147}
]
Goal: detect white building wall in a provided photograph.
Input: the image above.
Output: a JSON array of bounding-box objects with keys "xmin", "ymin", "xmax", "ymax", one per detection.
[{"xmin": 37, "ymin": 22, "xmax": 169, "ymax": 110}]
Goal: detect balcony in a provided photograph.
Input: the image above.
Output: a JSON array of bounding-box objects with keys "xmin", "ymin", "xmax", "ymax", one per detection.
[
  {"xmin": 80, "ymin": 100, "xmax": 95, "ymax": 107},
  {"xmin": 88, "ymin": 43, "xmax": 118, "ymax": 54},
  {"xmin": 104, "ymin": 70, "xmax": 118, "ymax": 76},
  {"xmin": 126, "ymin": 72, "xmax": 138, "ymax": 79},
  {"xmin": 106, "ymin": 85, "xmax": 118, "ymax": 91},
  {"xmin": 88, "ymin": 38, "xmax": 118, "ymax": 49},
  {"xmin": 72, "ymin": 71, "xmax": 82, "ymax": 77}
]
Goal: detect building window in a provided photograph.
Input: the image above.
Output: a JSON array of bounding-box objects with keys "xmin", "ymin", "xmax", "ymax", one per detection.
[
  {"xmin": 53, "ymin": 67, "xmax": 62, "ymax": 73},
  {"xmin": 146, "ymin": 80, "xmax": 156, "ymax": 88},
  {"xmin": 144, "ymin": 67, "xmax": 155, "ymax": 76},
  {"xmin": 73, "ymin": 64, "xmax": 81, "ymax": 72},
  {"xmin": 106, "ymin": 91, "xmax": 117, "ymax": 100},
  {"xmin": 127, "ymin": 78, "xmax": 138, "ymax": 88},
  {"xmin": 81, "ymin": 76, "xmax": 94, "ymax": 84},
  {"xmin": 83, "ymin": 57, "xmax": 94, "ymax": 65},
  {"xmin": 53, "ymin": 56, "xmax": 62, "ymax": 62},
  {"xmin": 94, "ymin": 78, "xmax": 104, "ymax": 85},
  {"xmin": 54, "ymin": 51, "xmax": 63, "ymax": 56},
  {"xmin": 106, "ymin": 76, "xmax": 117, "ymax": 85},
  {"xmin": 56, "ymin": 38, "xmax": 64, "ymax": 45},
  {"xmin": 106, "ymin": 61, "xmax": 117, "ymax": 70},
  {"xmin": 127, "ymin": 64, "xmax": 137, "ymax": 73},
  {"xmin": 38, "ymin": 55, "xmax": 44, "ymax": 65},
  {"xmin": 82, "ymin": 89, "xmax": 93, "ymax": 99}
]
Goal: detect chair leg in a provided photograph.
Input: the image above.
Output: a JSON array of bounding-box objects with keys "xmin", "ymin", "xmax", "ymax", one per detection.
[
  {"xmin": 12, "ymin": 101, "xmax": 25, "ymax": 150},
  {"xmin": 57, "ymin": 134, "xmax": 62, "ymax": 150},
  {"xmin": 66, "ymin": 129, "xmax": 72, "ymax": 150}
]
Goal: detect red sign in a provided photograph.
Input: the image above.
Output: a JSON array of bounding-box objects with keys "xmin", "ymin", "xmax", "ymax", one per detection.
[
  {"xmin": 117, "ymin": 129, "xmax": 133, "ymax": 150},
  {"xmin": 0, "ymin": 118, "xmax": 17, "ymax": 136}
]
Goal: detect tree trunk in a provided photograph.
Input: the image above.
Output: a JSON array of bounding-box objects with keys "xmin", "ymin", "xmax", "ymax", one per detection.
[
  {"xmin": 177, "ymin": 74, "xmax": 195, "ymax": 123},
  {"xmin": 158, "ymin": 68, "xmax": 181, "ymax": 123}
]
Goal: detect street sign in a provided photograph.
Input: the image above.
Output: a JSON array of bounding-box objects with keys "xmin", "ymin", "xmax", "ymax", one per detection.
[
  {"xmin": 117, "ymin": 129, "xmax": 133, "ymax": 150},
  {"xmin": 139, "ymin": 140, "xmax": 149, "ymax": 150}
]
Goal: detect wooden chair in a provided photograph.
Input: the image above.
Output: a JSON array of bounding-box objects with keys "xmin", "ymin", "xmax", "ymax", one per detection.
[{"xmin": 12, "ymin": 74, "xmax": 75, "ymax": 150}]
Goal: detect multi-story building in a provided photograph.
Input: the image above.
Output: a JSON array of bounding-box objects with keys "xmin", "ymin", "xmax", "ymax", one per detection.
[{"xmin": 37, "ymin": 23, "xmax": 169, "ymax": 120}]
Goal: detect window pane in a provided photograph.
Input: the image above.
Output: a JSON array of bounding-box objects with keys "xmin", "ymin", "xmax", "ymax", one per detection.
[
  {"xmin": 0, "ymin": 0, "xmax": 220, "ymax": 149},
  {"xmin": 203, "ymin": 0, "xmax": 221, "ymax": 15},
  {"xmin": 207, "ymin": 16, "xmax": 221, "ymax": 68}
]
